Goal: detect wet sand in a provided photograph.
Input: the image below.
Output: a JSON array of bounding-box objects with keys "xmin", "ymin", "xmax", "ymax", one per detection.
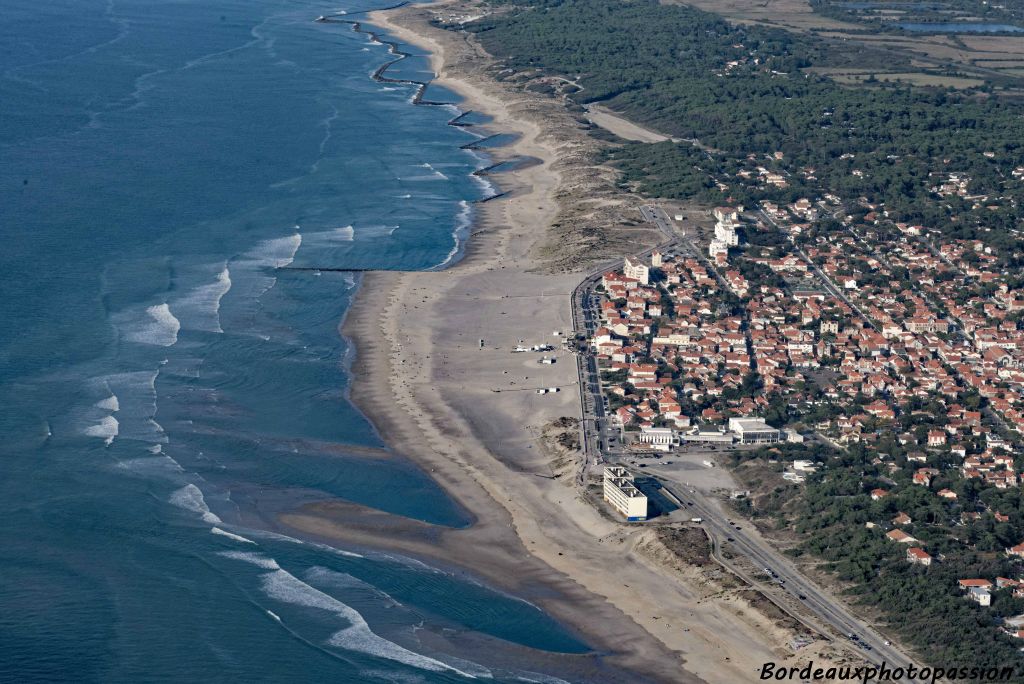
[{"xmin": 279, "ymin": 3, "xmax": 829, "ymax": 682}]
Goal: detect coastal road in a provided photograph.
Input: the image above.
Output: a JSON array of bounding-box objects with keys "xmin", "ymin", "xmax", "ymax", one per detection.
[
  {"xmin": 570, "ymin": 205, "xmax": 678, "ymax": 484},
  {"xmin": 655, "ymin": 476, "xmax": 915, "ymax": 669},
  {"xmin": 581, "ymin": 204, "xmax": 916, "ymax": 670}
]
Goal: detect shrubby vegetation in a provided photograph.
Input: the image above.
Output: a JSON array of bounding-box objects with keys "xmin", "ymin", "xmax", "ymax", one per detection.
[
  {"xmin": 730, "ymin": 440, "xmax": 1024, "ymax": 669},
  {"xmin": 456, "ymin": 0, "xmax": 1024, "ymax": 668},
  {"xmin": 463, "ymin": 0, "xmax": 1024, "ymax": 259}
]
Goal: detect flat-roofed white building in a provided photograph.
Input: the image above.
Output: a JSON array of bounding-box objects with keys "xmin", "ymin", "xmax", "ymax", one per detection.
[
  {"xmin": 681, "ymin": 429, "xmax": 734, "ymax": 444},
  {"xmin": 638, "ymin": 427, "xmax": 674, "ymax": 451},
  {"xmin": 623, "ymin": 256, "xmax": 650, "ymax": 285},
  {"xmin": 728, "ymin": 417, "xmax": 781, "ymax": 444},
  {"xmin": 603, "ymin": 466, "xmax": 648, "ymax": 521}
]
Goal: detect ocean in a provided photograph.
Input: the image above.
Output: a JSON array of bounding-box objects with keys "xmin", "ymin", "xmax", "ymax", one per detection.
[{"xmin": 0, "ymin": 0, "xmax": 597, "ymax": 681}]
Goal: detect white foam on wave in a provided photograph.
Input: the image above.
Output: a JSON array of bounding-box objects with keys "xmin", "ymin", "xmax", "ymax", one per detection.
[
  {"xmin": 175, "ymin": 265, "xmax": 232, "ymax": 333},
  {"xmin": 146, "ymin": 417, "xmax": 165, "ymax": 435},
  {"xmin": 261, "ymin": 569, "xmax": 482, "ymax": 678},
  {"xmin": 404, "ymin": 163, "xmax": 449, "ymax": 182},
  {"xmin": 303, "ymin": 225, "xmax": 354, "ymax": 248},
  {"xmin": 255, "ymin": 233, "xmax": 303, "ymax": 268},
  {"xmin": 220, "ymin": 550, "xmax": 280, "ymax": 569},
  {"xmin": 87, "ymin": 370, "xmax": 166, "ymax": 445},
  {"xmin": 362, "ymin": 224, "xmax": 399, "ymax": 237},
  {"xmin": 85, "ymin": 415, "xmax": 119, "ymax": 445},
  {"xmin": 242, "ymin": 528, "xmax": 364, "ymax": 559},
  {"xmin": 211, "ymin": 527, "xmax": 257, "ymax": 544},
  {"xmin": 121, "ymin": 303, "xmax": 180, "ymax": 346},
  {"xmin": 169, "ymin": 484, "xmax": 222, "ymax": 524},
  {"xmin": 471, "ymin": 171, "xmax": 497, "ymax": 197},
  {"xmin": 224, "ymin": 230, "xmax": 304, "ymax": 308},
  {"xmin": 95, "ymin": 394, "xmax": 120, "ymax": 411},
  {"xmin": 115, "ymin": 454, "xmax": 185, "ymax": 480},
  {"xmin": 422, "ymin": 163, "xmax": 449, "ymax": 180},
  {"xmin": 307, "ymin": 567, "xmax": 401, "ymax": 609},
  {"xmin": 432, "ymin": 200, "xmax": 472, "ymax": 271}
]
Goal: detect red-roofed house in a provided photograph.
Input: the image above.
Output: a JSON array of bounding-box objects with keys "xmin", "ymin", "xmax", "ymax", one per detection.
[
  {"xmin": 893, "ymin": 512, "xmax": 912, "ymax": 526},
  {"xmin": 887, "ymin": 529, "xmax": 918, "ymax": 544},
  {"xmin": 907, "ymin": 548, "xmax": 932, "ymax": 566}
]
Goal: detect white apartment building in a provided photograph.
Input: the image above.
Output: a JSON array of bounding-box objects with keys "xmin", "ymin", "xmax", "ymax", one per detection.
[
  {"xmin": 714, "ymin": 220, "xmax": 739, "ymax": 247},
  {"xmin": 623, "ymin": 256, "xmax": 650, "ymax": 285},
  {"xmin": 603, "ymin": 466, "xmax": 648, "ymax": 521}
]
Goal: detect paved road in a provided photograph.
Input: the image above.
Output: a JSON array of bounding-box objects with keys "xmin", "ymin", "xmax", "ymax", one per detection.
[
  {"xmin": 571, "ymin": 204, "xmax": 917, "ymax": 671},
  {"xmin": 657, "ymin": 476, "xmax": 914, "ymax": 669},
  {"xmin": 570, "ymin": 206, "xmax": 677, "ymax": 483},
  {"xmin": 757, "ymin": 209, "xmax": 880, "ymax": 331}
]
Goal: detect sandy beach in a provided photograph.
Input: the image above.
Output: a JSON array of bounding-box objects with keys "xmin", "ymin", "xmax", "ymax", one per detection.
[{"xmin": 279, "ymin": 3, "xmax": 850, "ymax": 681}]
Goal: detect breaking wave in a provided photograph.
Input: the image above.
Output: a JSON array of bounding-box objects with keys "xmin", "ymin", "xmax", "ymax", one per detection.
[
  {"xmin": 174, "ymin": 264, "xmax": 232, "ymax": 333},
  {"xmin": 432, "ymin": 200, "xmax": 471, "ymax": 270},
  {"xmin": 85, "ymin": 414, "xmax": 119, "ymax": 445},
  {"xmin": 121, "ymin": 303, "xmax": 181, "ymax": 346},
  {"xmin": 169, "ymin": 483, "xmax": 222, "ymax": 524},
  {"xmin": 211, "ymin": 527, "xmax": 257, "ymax": 544},
  {"xmin": 95, "ymin": 394, "xmax": 120, "ymax": 411},
  {"xmin": 220, "ymin": 551, "xmax": 280, "ymax": 569},
  {"xmin": 260, "ymin": 569, "xmax": 483, "ymax": 678}
]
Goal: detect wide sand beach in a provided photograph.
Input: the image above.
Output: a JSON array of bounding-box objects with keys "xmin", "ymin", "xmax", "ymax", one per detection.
[{"xmin": 279, "ymin": 2, "xmax": 848, "ymax": 681}]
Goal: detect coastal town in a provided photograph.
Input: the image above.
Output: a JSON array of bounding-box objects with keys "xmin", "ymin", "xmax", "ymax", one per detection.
[
  {"xmin": 325, "ymin": 0, "xmax": 1024, "ymax": 677},
  {"xmin": 18, "ymin": 0, "xmax": 1024, "ymax": 677},
  {"xmin": 577, "ymin": 191, "xmax": 1024, "ymax": 657}
]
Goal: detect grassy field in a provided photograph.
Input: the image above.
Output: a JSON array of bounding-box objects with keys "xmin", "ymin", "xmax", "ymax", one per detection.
[
  {"xmin": 837, "ymin": 72, "xmax": 985, "ymax": 88},
  {"xmin": 669, "ymin": 0, "xmax": 862, "ymax": 30},
  {"xmin": 976, "ymin": 60, "xmax": 1024, "ymax": 68},
  {"xmin": 669, "ymin": 0, "xmax": 1024, "ymax": 89}
]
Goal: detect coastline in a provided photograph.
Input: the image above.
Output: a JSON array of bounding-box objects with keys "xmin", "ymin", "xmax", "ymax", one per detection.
[{"xmin": 279, "ymin": 3, "xmax": 846, "ymax": 681}]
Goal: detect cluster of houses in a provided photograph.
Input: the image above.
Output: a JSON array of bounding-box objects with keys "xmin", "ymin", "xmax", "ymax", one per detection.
[
  {"xmin": 876, "ymin": 508, "xmax": 1024, "ymax": 622},
  {"xmin": 595, "ymin": 247, "xmax": 806, "ymax": 438},
  {"xmin": 774, "ymin": 217, "xmax": 1024, "ymax": 484},
  {"xmin": 591, "ymin": 202, "xmax": 1024, "ymax": 478},
  {"xmin": 955, "ymin": 575, "xmax": 1024, "ymax": 613}
]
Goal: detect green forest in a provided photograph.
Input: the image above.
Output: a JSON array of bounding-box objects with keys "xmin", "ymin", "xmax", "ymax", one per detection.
[
  {"xmin": 459, "ymin": 0, "xmax": 1024, "ymax": 256},
  {"xmin": 452, "ymin": 0, "xmax": 1024, "ymax": 670},
  {"xmin": 734, "ymin": 439, "xmax": 1024, "ymax": 672}
]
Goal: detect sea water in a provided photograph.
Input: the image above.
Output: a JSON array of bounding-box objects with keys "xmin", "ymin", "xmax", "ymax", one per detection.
[{"xmin": 0, "ymin": 0, "xmax": 603, "ymax": 681}]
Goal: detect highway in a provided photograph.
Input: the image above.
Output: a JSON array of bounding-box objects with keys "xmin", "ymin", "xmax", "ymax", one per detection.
[
  {"xmin": 569, "ymin": 203, "xmax": 918, "ymax": 672},
  {"xmin": 658, "ymin": 475, "xmax": 912, "ymax": 668}
]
